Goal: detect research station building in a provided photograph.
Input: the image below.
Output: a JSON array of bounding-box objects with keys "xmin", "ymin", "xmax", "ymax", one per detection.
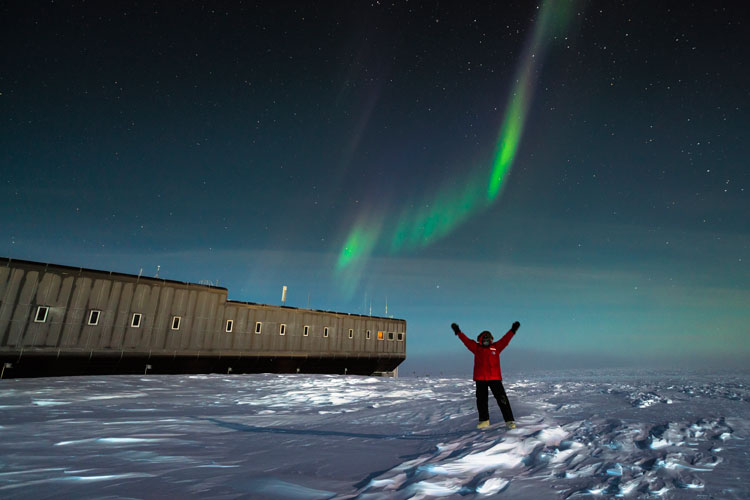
[{"xmin": 0, "ymin": 258, "xmax": 406, "ymax": 378}]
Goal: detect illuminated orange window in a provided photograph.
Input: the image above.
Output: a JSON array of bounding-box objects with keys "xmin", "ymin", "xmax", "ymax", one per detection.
[{"xmin": 377, "ymin": 331, "xmax": 384, "ymax": 340}]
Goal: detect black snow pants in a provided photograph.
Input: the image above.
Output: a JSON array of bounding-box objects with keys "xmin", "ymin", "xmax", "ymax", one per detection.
[{"xmin": 476, "ymin": 380, "xmax": 514, "ymax": 423}]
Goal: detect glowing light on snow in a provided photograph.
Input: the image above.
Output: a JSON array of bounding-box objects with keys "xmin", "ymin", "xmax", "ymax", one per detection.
[
  {"xmin": 64, "ymin": 473, "xmax": 154, "ymax": 482},
  {"xmin": 55, "ymin": 437, "xmax": 166, "ymax": 446}
]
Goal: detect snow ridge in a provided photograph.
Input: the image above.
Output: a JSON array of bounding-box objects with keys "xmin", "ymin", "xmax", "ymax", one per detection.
[{"xmin": 346, "ymin": 414, "xmax": 732, "ymax": 499}]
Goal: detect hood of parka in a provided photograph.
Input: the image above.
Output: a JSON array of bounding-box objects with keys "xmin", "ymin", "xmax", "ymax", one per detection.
[{"xmin": 477, "ymin": 330, "xmax": 493, "ymax": 346}]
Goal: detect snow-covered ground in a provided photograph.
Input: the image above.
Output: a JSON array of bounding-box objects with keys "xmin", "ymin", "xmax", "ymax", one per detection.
[{"xmin": 1, "ymin": 370, "xmax": 748, "ymax": 499}]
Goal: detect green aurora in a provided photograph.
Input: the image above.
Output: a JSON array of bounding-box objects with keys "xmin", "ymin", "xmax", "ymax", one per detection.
[{"xmin": 336, "ymin": 1, "xmax": 578, "ymax": 287}]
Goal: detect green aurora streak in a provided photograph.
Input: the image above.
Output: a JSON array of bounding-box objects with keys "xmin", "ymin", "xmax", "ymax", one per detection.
[{"xmin": 337, "ymin": 0, "xmax": 577, "ymax": 280}]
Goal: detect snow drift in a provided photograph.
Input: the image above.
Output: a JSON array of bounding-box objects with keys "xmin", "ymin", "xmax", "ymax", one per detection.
[{"xmin": 0, "ymin": 370, "xmax": 748, "ymax": 499}]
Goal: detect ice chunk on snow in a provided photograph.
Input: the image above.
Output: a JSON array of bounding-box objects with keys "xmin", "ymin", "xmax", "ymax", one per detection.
[
  {"xmin": 476, "ymin": 477, "xmax": 509, "ymax": 495},
  {"xmin": 605, "ymin": 462, "xmax": 623, "ymax": 476},
  {"xmin": 410, "ymin": 477, "xmax": 463, "ymax": 498},
  {"xmin": 368, "ymin": 473, "xmax": 407, "ymax": 490},
  {"xmin": 565, "ymin": 462, "xmax": 601, "ymax": 478},
  {"xmin": 650, "ymin": 438, "xmax": 671, "ymax": 449},
  {"xmin": 537, "ymin": 426, "xmax": 569, "ymax": 446},
  {"xmin": 619, "ymin": 478, "xmax": 642, "ymax": 495}
]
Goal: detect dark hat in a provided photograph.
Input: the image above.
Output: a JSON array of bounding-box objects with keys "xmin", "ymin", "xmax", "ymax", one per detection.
[{"xmin": 477, "ymin": 330, "xmax": 493, "ymax": 343}]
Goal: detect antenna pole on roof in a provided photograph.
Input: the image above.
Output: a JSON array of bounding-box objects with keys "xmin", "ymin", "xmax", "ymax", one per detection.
[
  {"xmin": 155, "ymin": 265, "xmax": 160, "ymax": 278},
  {"xmin": 385, "ymin": 295, "xmax": 388, "ymax": 316}
]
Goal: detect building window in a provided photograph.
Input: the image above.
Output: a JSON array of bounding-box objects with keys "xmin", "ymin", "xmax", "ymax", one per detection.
[
  {"xmin": 88, "ymin": 309, "xmax": 101, "ymax": 326},
  {"xmin": 348, "ymin": 328, "xmax": 353, "ymax": 339},
  {"xmin": 171, "ymin": 316, "xmax": 181, "ymax": 330},
  {"xmin": 324, "ymin": 327, "xmax": 329, "ymax": 338},
  {"xmin": 131, "ymin": 313, "xmax": 142, "ymax": 328},
  {"xmin": 366, "ymin": 330, "xmax": 371, "ymax": 340},
  {"xmin": 397, "ymin": 332, "xmax": 404, "ymax": 341},
  {"xmin": 303, "ymin": 325, "xmax": 309, "ymax": 336},
  {"xmin": 225, "ymin": 319, "xmax": 233, "ymax": 333},
  {"xmin": 377, "ymin": 331, "xmax": 384, "ymax": 340},
  {"xmin": 255, "ymin": 322, "xmax": 262, "ymax": 334},
  {"xmin": 280, "ymin": 324, "xmax": 286, "ymax": 335},
  {"xmin": 388, "ymin": 332, "xmax": 394, "ymax": 341},
  {"xmin": 34, "ymin": 306, "xmax": 49, "ymax": 323}
]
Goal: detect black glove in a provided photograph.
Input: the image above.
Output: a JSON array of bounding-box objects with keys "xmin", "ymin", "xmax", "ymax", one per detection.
[
  {"xmin": 511, "ymin": 321, "xmax": 520, "ymax": 332},
  {"xmin": 451, "ymin": 323, "xmax": 460, "ymax": 336}
]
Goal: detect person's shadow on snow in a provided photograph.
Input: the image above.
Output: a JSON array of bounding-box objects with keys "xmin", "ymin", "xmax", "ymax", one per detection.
[{"xmin": 192, "ymin": 416, "xmax": 469, "ymax": 441}]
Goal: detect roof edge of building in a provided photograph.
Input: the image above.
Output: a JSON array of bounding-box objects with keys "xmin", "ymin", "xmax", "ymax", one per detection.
[
  {"xmin": 0, "ymin": 256, "xmax": 228, "ymax": 291},
  {"xmin": 226, "ymin": 299, "xmax": 405, "ymax": 322},
  {"xmin": 1, "ymin": 256, "xmax": 405, "ymax": 323}
]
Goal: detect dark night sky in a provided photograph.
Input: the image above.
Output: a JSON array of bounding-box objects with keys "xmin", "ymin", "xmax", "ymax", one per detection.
[{"xmin": 2, "ymin": 1, "xmax": 748, "ymax": 373}]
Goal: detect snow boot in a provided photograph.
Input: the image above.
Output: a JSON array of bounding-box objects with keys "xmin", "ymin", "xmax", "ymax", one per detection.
[
  {"xmin": 477, "ymin": 420, "xmax": 490, "ymax": 429},
  {"xmin": 505, "ymin": 421, "xmax": 516, "ymax": 429}
]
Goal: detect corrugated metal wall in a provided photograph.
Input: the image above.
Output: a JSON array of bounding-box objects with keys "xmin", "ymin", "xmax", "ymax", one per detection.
[{"xmin": 0, "ymin": 259, "xmax": 406, "ymax": 360}]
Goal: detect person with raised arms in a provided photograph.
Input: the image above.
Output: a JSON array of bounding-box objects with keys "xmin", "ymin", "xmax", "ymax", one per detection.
[{"xmin": 452, "ymin": 321, "xmax": 520, "ymax": 429}]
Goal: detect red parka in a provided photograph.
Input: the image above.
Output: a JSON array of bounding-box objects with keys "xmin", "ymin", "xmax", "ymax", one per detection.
[{"xmin": 458, "ymin": 329, "xmax": 515, "ymax": 381}]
